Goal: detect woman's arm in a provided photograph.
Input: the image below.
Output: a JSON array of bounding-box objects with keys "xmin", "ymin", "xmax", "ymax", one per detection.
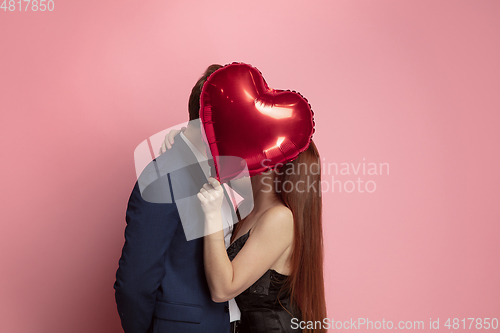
[{"xmin": 198, "ymin": 178, "xmax": 294, "ymax": 302}]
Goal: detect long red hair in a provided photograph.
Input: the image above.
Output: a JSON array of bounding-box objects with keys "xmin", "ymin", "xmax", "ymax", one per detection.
[
  {"xmin": 233, "ymin": 140, "xmax": 327, "ymax": 332},
  {"xmin": 277, "ymin": 140, "xmax": 326, "ymax": 332}
]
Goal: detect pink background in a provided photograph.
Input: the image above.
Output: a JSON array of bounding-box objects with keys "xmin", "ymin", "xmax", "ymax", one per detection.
[{"xmin": 1, "ymin": 0, "xmax": 499, "ymax": 332}]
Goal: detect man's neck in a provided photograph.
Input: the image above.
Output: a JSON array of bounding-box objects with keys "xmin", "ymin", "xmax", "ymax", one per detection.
[{"xmin": 183, "ymin": 124, "xmax": 207, "ymax": 158}]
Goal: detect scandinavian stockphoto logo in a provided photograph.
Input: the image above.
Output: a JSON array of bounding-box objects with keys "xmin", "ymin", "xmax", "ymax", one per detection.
[
  {"xmin": 319, "ymin": 157, "xmax": 389, "ymax": 193},
  {"xmin": 133, "ymin": 120, "xmax": 254, "ymax": 241},
  {"xmin": 260, "ymin": 157, "xmax": 389, "ymax": 194}
]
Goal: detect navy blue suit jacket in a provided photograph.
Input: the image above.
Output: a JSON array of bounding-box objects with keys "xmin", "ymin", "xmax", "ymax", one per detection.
[{"xmin": 114, "ymin": 135, "xmax": 231, "ymax": 333}]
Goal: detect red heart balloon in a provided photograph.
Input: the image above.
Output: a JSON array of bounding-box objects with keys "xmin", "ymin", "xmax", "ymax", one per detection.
[{"xmin": 200, "ymin": 62, "xmax": 315, "ymax": 183}]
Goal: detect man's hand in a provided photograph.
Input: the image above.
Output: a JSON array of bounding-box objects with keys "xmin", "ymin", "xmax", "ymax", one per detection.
[{"xmin": 158, "ymin": 126, "xmax": 186, "ymax": 154}]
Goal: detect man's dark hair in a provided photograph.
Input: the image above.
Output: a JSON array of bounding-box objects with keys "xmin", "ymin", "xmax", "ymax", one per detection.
[{"xmin": 188, "ymin": 64, "xmax": 222, "ymax": 121}]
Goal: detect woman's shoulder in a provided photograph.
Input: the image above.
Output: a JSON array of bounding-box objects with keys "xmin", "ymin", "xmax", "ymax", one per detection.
[
  {"xmin": 262, "ymin": 204, "xmax": 293, "ymax": 221},
  {"xmin": 252, "ymin": 205, "xmax": 294, "ymax": 236}
]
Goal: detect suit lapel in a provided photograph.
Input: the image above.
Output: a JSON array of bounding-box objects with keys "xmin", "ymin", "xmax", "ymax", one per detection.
[
  {"xmin": 171, "ymin": 133, "xmax": 209, "ymax": 193},
  {"xmin": 171, "ymin": 133, "xmax": 239, "ymax": 224}
]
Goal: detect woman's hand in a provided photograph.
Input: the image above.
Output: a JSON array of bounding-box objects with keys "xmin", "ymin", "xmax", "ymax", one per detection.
[
  {"xmin": 197, "ymin": 177, "xmax": 224, "ymax": 217},
  {"xmin": 158, "ymin": 126, "xmax": 186, "ymax": 154}
]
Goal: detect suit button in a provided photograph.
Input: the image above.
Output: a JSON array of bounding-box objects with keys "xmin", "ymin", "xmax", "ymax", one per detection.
[{"xmin": 224, "ymin": 305, "xmax": 229, "ymax": 313}]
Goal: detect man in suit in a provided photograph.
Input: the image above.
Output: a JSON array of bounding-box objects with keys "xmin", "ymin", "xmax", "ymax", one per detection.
[{"xmin": 114, "ymin": 64, "xmax": 242, "ymax": 333}]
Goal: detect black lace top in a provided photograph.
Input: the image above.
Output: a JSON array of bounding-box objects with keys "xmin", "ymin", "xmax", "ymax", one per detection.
[{"xmin": 227, "ymin": 230, "xmax": 302, "ymax": 333}]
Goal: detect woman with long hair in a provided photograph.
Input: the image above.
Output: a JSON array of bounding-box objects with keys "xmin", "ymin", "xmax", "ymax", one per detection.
[{"xmin": 198, "ymin": 140, "xmax": 327, "ymax": 333}]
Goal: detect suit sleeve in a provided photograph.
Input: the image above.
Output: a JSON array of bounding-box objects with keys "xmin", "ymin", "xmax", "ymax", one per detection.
[{"xmin": 114, "ymin": 177, "xmax": 178, "ymax": 333}]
